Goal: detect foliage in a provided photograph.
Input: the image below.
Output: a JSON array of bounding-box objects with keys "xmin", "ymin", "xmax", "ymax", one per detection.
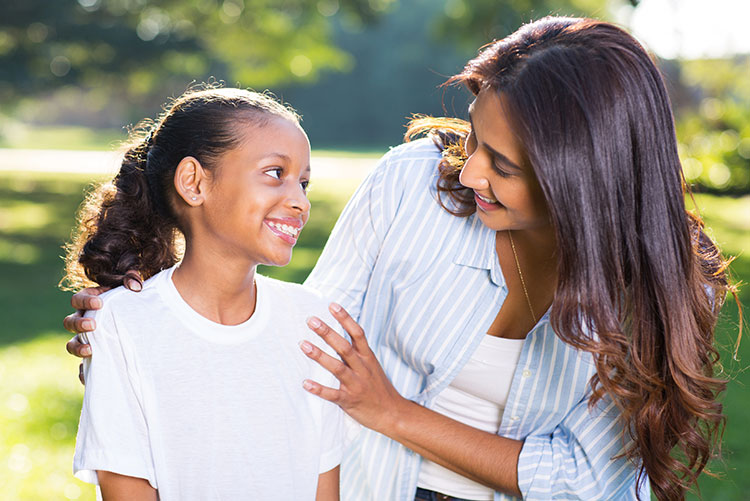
[
  {"xmin": 674, "ymin": 58, "xmax": 750, "ymax": 194},
  {"xmin": 0, "ymin": 0, "xmax": 380, "ymax": 104}
]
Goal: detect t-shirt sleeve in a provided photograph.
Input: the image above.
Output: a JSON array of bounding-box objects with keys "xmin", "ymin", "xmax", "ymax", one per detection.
[
  {"xmin": 312, "ymin": 308, "xmax": 346, "ymax": 474},
  {"xmin": 73, "ymin": 307, "xmax": 157, "ymax": 488}
]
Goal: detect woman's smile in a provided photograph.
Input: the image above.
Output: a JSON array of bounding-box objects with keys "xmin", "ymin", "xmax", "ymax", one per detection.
[{"xmin": 474, "ymin": 191, "xmax": 502, "ymax": 211}]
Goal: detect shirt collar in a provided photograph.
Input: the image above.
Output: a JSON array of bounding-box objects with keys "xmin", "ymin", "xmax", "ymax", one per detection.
[{"xmin": 452, "ymin": 214, "xmax": 506, "ymax": 288}]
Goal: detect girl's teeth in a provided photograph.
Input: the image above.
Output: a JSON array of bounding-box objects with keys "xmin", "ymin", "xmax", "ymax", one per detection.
[{"xmin": 270, "ymin": 222, "xmax": 298, "ymax": 237}]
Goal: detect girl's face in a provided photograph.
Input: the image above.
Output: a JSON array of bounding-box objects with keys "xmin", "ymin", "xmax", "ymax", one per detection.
[
  {"xmin": 459, "ymin": 89, "xmax": 550, "ymax": 233},
  {"xmin": 200, "ymin": 116, "xmax": 311, "ymax": 267}
]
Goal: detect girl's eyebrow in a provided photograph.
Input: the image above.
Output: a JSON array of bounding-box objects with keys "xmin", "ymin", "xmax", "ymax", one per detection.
[
  {"xmin": 467, "ymin": 112, "xmax": 522, "ymax": 172},
  {"xmin": 259, "ymin": 152, "xmax": 291, "ymax": 161}
]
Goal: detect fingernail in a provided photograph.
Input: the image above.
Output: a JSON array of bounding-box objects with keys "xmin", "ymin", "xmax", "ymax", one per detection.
[
  {"xmin": 307, "ymin": 316, "xmax": 321, "ymax": 328},
  {"xmin": 91, "ymin": 298, "xmax": 103, "ymax": 309},
  {"xmin": 127, "ymin": 279, "xmax": 142, "ymax": 292},
  {"xmin": 300, "ymin": 341, "xmax": 313, "ymax": 354},
  {"xmin": 303, "ymin": 380, "xmax": 314, "ymax": 391},
  {"xmin": 330, "ymin": 302, "xmax": 342, "ymax": 313},
  {"xmin": 82, "ymin": 319, "xmax": 94, "ymax": 330},
  {"xmin": 82, "ymin": 346, "xmax": 91, "ymax": 356}
]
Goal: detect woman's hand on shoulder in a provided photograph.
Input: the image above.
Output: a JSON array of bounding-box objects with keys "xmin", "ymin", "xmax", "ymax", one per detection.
[
  {"xmin": 63, "ymin": 272, "xmax": 142, "ymax": 384},
  {"xmin": 300, "ymin": 303, "xmax": 408, "ymax": 436}
]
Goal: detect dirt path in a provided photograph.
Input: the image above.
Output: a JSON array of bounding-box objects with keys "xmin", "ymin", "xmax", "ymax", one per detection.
[{"xmin": 0, "ymin": 148, "xmax": 379, "ymax": 181}]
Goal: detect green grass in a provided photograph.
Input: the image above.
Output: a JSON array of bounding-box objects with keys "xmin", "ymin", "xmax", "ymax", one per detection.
[{"xmin": 0, "ymin": 171, "xmax": 746, "ymax": 499}]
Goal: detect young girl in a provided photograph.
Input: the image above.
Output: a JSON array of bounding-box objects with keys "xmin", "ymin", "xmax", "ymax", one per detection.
[{"xmin": 63, "ymin": 88, "xmax": 343, "ymax": 500}]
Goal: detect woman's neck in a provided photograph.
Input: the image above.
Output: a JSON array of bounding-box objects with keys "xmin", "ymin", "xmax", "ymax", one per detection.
[{"xmin": 171, "ymin": 245, "xmax": 258, "ymax": 326}]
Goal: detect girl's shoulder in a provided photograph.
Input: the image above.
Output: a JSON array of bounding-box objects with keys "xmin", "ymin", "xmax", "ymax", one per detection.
[
  {"xmin": 82, "ymin": 269, "xmax": 169, "ymax": 324},
  {"xmin": 256, "ymin": 274, "xmax": 329, "ymax": 311}
]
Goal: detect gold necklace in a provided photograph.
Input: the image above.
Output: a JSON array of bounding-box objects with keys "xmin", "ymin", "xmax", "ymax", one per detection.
[{"xmin": 507, "ymin": 230, "xmax": 536, "ymax": 323}]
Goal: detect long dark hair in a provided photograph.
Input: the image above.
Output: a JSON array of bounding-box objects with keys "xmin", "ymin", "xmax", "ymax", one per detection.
[
  {"xmin": 408, "ymin": 17, "xmax": 734, "ymax": 500},
  {"xmin": 62, "ymin": 86, "xmax": 300, "ymax": 290}
]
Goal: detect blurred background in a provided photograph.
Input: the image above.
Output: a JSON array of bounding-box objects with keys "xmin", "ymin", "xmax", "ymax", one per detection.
[{"xmin": 0, "ymin": 0, "xmax": 747, "ymax": 499}]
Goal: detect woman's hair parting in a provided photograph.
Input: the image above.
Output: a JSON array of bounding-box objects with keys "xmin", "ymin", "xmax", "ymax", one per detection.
[
  {"xmin": 62, "ymin": 86, "xmax": 300, "ymax": 290},
  {"xmin": 408, "ymin": 17, "xmax": 737, "ymax": 500}
]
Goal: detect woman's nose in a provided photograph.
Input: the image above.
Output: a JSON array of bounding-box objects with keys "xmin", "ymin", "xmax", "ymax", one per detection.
[{"xmin": 459, "ymin": 153, "xmax": 490, "ymax": 190}]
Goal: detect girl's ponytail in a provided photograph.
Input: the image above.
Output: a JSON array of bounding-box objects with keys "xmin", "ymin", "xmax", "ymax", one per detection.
[{"xmin": 62, "ymin": 131, "xmax": 180, "ymax": 290}]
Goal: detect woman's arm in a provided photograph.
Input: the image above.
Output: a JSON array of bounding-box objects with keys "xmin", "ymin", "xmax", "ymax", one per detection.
[
  {"xmin": 302, "ymin": 305, "xmax": 642, "ymax": 500},
  {"xmin": 97, "ymin": 471, "xmax": 157, "ymax": 501},
  {"xmin": 315, "ymin": 466, "xmax": 340, "ymax": 501}
]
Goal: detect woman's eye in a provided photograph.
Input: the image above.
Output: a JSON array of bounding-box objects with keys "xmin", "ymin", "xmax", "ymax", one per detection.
[
  {"xmin": 265, "ymin": 168, "xmax": 283, "ymax": 180},
  {"xmin": 300, "ymin": 180, "xmax": 310, "ymax": 192},
  {"xmin": 465, "ymin": 131, "xmax": 477, "ymax": 156},
  {"xmin": 492, "ymin": 165, "xmax": 512, "ymax": 178}
]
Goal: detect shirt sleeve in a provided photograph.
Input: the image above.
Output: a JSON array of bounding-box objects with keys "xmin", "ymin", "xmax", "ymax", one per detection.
[
  {"xmin": 313, "ymin": 308, "xmax": 346, "ymax": 474},
  {"xmin": 73, "ymin": 308, "xmax": 157, "ymax": 489},
  {"xmin": 516, "ymin": 389, "xmax": 645, "ymax": 500},
  {"xmin": 304, "ymin": 147, "xmax": 405, "ymax": 322}
]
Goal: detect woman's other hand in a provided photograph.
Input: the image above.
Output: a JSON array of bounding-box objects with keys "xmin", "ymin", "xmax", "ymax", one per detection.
[
  {"xmin": 301, "ymin": 303, "xmax": 408, "ymax": 435},
  {"xmin": 63, "ymin": 272, "xmax": 142, "ymax": 383}
]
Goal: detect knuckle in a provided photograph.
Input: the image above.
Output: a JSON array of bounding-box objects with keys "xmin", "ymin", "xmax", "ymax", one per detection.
[
  {"xmin": 332, "ymin": 363, "xmax": 347, "ymax": 378},
  {"xmin": 341, "ymin": 343, "xmax": 354, "ymax": 357}
]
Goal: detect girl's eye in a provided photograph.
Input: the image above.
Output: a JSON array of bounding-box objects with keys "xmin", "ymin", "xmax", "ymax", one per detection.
[
  {"xmin": 265, "ymin": 168, "xmax": 283, "ymax": 180},
  {"xmin": 300, "ymin": 180, "xmax": 310, "ymax": 192}
]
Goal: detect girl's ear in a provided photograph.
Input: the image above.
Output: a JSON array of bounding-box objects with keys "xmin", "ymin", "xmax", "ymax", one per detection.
[{"xmin": 174, "ymin": 156, "xmax": 209, "ymax": 206}]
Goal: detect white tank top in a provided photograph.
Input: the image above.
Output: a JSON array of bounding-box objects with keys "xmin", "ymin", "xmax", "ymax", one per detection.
[{"xmin": 417, "ymin": 335, "xmax": 525, "ymax": 500}]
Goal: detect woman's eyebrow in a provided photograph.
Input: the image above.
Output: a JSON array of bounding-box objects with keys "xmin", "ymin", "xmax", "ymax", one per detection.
[{"xmin": 467, "ymin": 110, "xmax": 522, "ymax": 172}]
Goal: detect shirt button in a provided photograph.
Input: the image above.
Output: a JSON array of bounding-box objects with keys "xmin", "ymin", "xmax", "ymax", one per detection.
[
  {"xmin": 522, "ymin": 369, "xmax": 532, "ymax": 378},
  {"xmin": 511, "ymin": 416, "xmax": 520, "ymax": 421}
]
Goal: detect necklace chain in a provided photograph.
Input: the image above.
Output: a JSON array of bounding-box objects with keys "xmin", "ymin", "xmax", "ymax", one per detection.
[{"xmin": 507, "ymin": 230, "xmax": 537, "ymax": 323}]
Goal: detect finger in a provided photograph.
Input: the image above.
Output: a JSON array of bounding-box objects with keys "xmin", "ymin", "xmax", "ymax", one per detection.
[
  {"xmin": 71, "ymin": 287, "xmax": 106, "ymax": 310},
  {"xmin": 124, "ymin": 270, "xmax": 143, "ymax": 292},
  {"xmin": 79, "ymin": 363, "xmax": 85, "ymax": 385},
  {"xmin": 302, "ymin": 379, "xmax": 341, "ymax": 404},
  {"xmin": 306, "ymin": 317, "xmax": 366, "ymax": 373},
  {"xmin": 63, "ymin": 312, "xmax": 96, "ymax": 335},
  {"xmin": 66, "ymin": 334, "xmax": 92, "ymax": 358},
  {"xmin": 300, "ymin": 340, "xmax": 354, "ymax": 384},
  {"xmin": 328, "ymin": 303, "xmax": 373, "ymax": 356}
]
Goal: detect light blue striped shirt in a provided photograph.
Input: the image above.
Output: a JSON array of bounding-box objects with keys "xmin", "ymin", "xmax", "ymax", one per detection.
[{"xmin": 305, "ymin": 138, "xmax": 647, "ymax": 500}]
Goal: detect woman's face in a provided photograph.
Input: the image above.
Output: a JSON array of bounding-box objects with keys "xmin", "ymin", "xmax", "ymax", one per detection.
[
  {"xmin": 459, "ymin": 89, "xmax": 550, "ymax": 233},
  {"xmin": 199, "ymin": 116, "xmax": 311, "ymax": 267}
]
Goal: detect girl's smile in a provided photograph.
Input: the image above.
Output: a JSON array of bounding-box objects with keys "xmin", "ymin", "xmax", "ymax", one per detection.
[{"xmin": 264, "ymin": 217, "xmax": 304, "ymax": 245}]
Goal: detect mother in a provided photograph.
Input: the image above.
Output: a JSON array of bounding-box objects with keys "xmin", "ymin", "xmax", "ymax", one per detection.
[{"xmin": 65, "ymin": 17, "xmax": 731, "ymax": 500}]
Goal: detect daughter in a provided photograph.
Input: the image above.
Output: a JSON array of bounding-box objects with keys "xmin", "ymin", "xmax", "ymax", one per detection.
[{"xmin": 63, "ymin": 88, "xmax": 343, "ymax": 500}]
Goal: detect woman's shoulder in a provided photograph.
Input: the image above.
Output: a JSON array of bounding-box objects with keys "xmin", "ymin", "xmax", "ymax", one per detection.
[{"xmin": 377, "ymin": 138, "xmax": 442, "ymax": 178}]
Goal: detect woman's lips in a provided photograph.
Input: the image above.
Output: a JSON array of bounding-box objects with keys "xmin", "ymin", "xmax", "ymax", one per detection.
[
  {"xmin": 264, "ymin": 218, "xmax": 303, "ymax": 245},
  {"xmin": 474, "ymin": 192, "xmax": 501, "ymax": 211}
]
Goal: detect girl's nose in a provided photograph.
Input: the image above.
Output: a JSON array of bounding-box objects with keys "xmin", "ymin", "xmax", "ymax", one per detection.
[{"xmin": 289, "ymin": 185, "xmax": 311, "ymax": 214}]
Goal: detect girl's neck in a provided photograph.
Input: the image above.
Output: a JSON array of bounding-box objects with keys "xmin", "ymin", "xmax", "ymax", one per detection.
[{"xmin": 171, "ymin": 246, "xmax": 258, "ymax": 326}]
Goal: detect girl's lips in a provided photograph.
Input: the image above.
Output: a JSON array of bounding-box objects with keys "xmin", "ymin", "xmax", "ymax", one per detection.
[
  {"xmin": 474, "ymin": 192, "xmax": 502, "ymax": 211},
  {"xmin": 264, "ymin": 218, "xmax": 303, "ymax": 245}
]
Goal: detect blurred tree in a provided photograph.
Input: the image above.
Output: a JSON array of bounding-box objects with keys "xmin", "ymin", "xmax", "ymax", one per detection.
[
  {"xmin": 429, "ymin": 0, "xmax": 613, "ymax": 50},
  {"xmin": 673, "ymin": 57, "xmax": 750, "ymax": 195},
  {"xmin": 0, "ymin": 0, "xmax": 384, "ymax": 104}
]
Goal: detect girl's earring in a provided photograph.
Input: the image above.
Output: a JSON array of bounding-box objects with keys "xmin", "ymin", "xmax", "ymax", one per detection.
[{"xmin": 191, "ymin": 196, "xmax": 198, "ymax": 201}]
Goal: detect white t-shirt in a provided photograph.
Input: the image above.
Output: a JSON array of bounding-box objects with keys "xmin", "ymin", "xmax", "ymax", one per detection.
[{"xmin": 74, "ymin": 265, "xmax": 344, "ymax": 500}]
